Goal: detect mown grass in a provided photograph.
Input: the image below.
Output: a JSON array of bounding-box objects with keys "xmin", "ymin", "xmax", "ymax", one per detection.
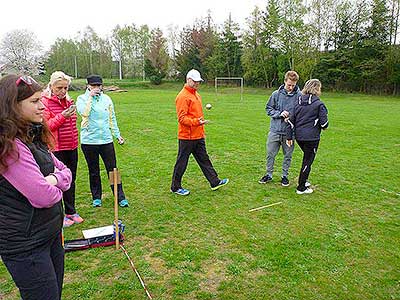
[{"xmin": 1, "ymin": 86, "xmax": 399, "ymax": 300}]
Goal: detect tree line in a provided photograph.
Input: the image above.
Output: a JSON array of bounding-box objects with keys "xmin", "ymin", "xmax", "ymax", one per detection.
[{"xmin": 1, "ymin": 0, "xmax": 400, "ymax": 94}]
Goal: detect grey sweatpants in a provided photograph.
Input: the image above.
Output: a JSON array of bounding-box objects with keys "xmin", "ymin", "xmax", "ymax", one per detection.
[{"xmin": 266, "ymin": 131, "xmax": 294, "ymax": 178}]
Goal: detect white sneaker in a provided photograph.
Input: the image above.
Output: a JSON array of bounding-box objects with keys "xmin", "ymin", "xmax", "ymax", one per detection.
[
  {"xmin": 305, "ymin": 181, "xmax": 311, "ymax": 187},
  {"xmin": 296, "ymin": 188, "xmax": 313, "ymax": 194}
]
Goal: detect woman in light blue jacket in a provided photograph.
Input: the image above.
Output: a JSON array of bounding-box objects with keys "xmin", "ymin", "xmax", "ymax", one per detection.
[{"xmin": 76, "ymin": 75, "xmax": 128, "ymax": 207}]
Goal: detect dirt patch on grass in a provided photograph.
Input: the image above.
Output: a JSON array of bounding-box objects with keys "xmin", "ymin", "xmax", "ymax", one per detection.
[{"xmin": 198, "ymin": 260, "xmax": 227, "ymax": 294}]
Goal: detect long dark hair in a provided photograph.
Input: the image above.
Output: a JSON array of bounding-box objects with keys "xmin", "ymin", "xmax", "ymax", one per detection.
[{"xmin": 0, "ymin": 74, "xmax": 53, "ymax": 172}]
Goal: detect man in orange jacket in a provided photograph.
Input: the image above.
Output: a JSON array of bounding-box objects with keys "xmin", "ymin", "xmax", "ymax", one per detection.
[{"xmin": 171, "ymin": 69, "xmax": 229, "ymax": 196}]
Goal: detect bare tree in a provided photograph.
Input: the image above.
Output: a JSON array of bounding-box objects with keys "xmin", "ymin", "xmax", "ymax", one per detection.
[
  {"xmin": 389, "ymin": 0, "xmax": 400, "ymax": 45},
  {"xmin": 0, "ymin": 29, "xmax": 43, "ymax": 75}
]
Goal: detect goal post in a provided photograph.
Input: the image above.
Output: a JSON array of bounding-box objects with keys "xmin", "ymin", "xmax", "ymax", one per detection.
[{"xmin": 214, "ymin": 77, "xmax": 244, "ymax": 102}]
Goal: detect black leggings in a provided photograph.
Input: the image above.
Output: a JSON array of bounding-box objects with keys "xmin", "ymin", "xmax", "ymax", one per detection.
[
  {"xmin": 296, "ymin": 140, "xmax": 320, "ymax": 191},
  {"xmin": 53, "ymin": 149, "xmax": 78, "ymax": 215},
  {"xmin": 81, "ymin": 143, "xmax": 125, "ymax": 201}
]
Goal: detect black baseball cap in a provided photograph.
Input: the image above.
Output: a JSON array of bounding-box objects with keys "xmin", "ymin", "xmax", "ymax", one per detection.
[{"xmin": 87, "ymin": 75, "xmax": 103, "ymax": 85}]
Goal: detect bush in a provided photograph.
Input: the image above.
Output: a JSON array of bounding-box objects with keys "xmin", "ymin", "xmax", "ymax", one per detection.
[{"xmin": 149, "ymin": 75, "xmax": 162, "ymax": 85}]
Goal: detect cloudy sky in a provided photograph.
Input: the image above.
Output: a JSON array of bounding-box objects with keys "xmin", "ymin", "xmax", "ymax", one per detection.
[{"xmin": 1, "ymin": 0, "xmax": 267, "ymax": 50}]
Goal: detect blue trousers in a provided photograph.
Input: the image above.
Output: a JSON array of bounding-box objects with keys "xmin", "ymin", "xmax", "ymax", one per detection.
[{"xmin": 2, "ymin": 233, "xmax": 64, "ymax": 300}]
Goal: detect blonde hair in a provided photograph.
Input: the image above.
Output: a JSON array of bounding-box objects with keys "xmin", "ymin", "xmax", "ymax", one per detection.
[
  {"xmin": 43, "ymin": 71, "xmax": 72, "ymax": 99},
  {"xmin": 284, "ymin": 71, "xmax": 299, "ymax": 82},
  {"xmin": 49, "ymin": 71, "xmax": 72, "ymax": 86},
  {"xmin": 302, "ymin": 79, "xmax": 322, "ymax": 96}
]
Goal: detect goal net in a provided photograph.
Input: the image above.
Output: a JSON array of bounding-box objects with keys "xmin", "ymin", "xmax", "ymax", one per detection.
[{"xmin": 214, "ymin": 77, "xmax": 244, "ymax": 102}]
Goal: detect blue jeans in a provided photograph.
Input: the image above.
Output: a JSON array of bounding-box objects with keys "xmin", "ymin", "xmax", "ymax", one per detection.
[{"xmin": 2, "ymin": 233, "xmax": 64, "ymax": 300}]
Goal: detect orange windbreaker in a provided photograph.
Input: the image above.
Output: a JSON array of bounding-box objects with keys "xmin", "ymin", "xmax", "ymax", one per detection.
[{"xmin": 176, "ymin": 84, "xmax": 205, "ymax": 140}]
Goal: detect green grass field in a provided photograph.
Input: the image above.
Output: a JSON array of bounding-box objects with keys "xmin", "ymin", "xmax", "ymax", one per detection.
[{"xmin": 1, "ymin": 85, "xmax": 399, "ymax": 300}]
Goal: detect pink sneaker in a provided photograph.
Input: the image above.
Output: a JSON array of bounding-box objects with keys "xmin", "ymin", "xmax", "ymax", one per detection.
[
  {"xmin": 66, "ymin": 213, "xmax": 84, "ymax": 224},
  {"xmin": 63, "ymin": 216, "xmax": 74, "ymax": 227}
]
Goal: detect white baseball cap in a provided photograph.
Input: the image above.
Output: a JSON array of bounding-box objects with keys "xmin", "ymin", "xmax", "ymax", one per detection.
[{"xmin": 186, "ymin": 69, "xmax": 203, "ymax": 82}]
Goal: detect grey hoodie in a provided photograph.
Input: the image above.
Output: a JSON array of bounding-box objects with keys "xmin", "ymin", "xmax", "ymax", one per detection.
[{"xmin": 266, "ymin": 84, "xmax": 301, "ymax": 135}]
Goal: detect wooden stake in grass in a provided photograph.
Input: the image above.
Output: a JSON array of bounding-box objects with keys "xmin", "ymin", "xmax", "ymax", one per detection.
[
  {"xmin": 109, "ymin": 168, "xmax": 121, "ymax": 250},
  {"xmin": 249, "ymin": 201, "xmax": 282, "ymax": 212}
]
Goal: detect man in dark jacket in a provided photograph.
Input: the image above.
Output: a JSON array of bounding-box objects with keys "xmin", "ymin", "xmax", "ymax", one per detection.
[{"xmin": 259, "ymin": 71, "xmax": 301, "ymax": 186}]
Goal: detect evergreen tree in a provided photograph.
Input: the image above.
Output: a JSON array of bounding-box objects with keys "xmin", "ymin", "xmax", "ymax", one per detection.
[
  {"xmin": 46, "ymin": 38, "xmax": 78, "ymax": 77},
  {"xmin": 208, "ymin": 14, "xmax": 242, "ymax": 78},
  {"xmin": 175, "ymin": 26, "xmax": 202, "ymax": 81},
  {"xmin": 242, "ymin": 6, "xmax": 278, "ymax": 87},
  {"xmin": 145, "ymin": 28, "xmax": 170, "ymax": 84}
]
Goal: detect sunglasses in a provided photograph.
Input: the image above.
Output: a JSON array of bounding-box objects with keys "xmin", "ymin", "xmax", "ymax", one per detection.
[{"xmin": 16, "ymin": 75, "xmax": 35, "ymax": 87}]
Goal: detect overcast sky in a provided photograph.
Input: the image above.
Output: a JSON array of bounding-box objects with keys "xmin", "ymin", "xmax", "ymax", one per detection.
[{"xmin": 1, "ymin": 0, "xmax": 267, "ymax": 50}]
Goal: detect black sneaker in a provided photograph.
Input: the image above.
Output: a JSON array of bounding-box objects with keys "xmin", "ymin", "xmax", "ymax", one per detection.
[
  {"xmin": 281, "ymin": 176, "xmax": 289, "ymax": 187},
  {"xmin": 259, "ymin": 175, "xmax": 272, "ymax": 184}
]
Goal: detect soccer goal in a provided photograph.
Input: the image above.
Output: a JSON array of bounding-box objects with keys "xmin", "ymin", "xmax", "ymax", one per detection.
[{"xmin": 214, "ymin": 77, "xmax": 244, "ymax": 102}]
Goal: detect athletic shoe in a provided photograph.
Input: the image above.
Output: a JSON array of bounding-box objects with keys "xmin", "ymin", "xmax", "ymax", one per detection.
[
  {"xmin": 281, "ymin": 176, "xmax": 289, "ymax": 187},
  {"xmin": 211, "ymin": 178, "xmax": 229, "ymax": 191},
  {"xmin": 63, "ymin": 216, "xmax": 74, "ymax": 228},
  {"xmin": 258, "ymin": 175, "xmax": 272, "ymax": 184},
  {"xmin": 66, "ymin": 213, "xmax": 84, "ymax": 224},
  {"xmin": 296, "ymin": 188, "xmax": 314, "ymax": 194},
  {"xmin": 171, "ymin": 188, "xmax": 190, "ymax": 196},
  {"xmin": 119, "ymin": 199, "xmax": 129, "ymax": 207},
  {"xmin": 92, "ymin": 199, "xmax": 102, "ymax": 207},
  {"xmin": 305, "ymin": 181, "xmax": 311, "ymax": 187}
]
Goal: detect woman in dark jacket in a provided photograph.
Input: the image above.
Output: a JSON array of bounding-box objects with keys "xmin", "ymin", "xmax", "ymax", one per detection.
[
  {"xmin": 0, "ymin": 74, "xmax": 72, "ymax": 300},
  {"xmin": 286, "ymin": 79, "xmax": 329, "ymax": 194}
]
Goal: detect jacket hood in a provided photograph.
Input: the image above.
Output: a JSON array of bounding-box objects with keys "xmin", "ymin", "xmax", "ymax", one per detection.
[
  {"xmin": 298, "ymin": 94, "xmax": 319, "ymax": 105},
  {"xmin": 278, "ymin": 84, "xmax": 300, "ymax": 97}
]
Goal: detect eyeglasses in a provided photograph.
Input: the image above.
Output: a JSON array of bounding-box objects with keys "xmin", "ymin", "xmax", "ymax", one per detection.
[{"xmin": 16, "ymin": 75, "xmax": 35, "ymax": 87}]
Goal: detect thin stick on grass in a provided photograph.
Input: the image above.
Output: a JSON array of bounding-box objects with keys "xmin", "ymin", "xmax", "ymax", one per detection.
[
  {"xmin": 249, "ymin": 201, "xmax": 282, "ymax": 212},
  {"xmin": 120, "ymin": 244, "xmax": 153, "ymax": 300},
  {"xmin": 381, "ymin": 188, "xmax": 400, "ymax": 196}
]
